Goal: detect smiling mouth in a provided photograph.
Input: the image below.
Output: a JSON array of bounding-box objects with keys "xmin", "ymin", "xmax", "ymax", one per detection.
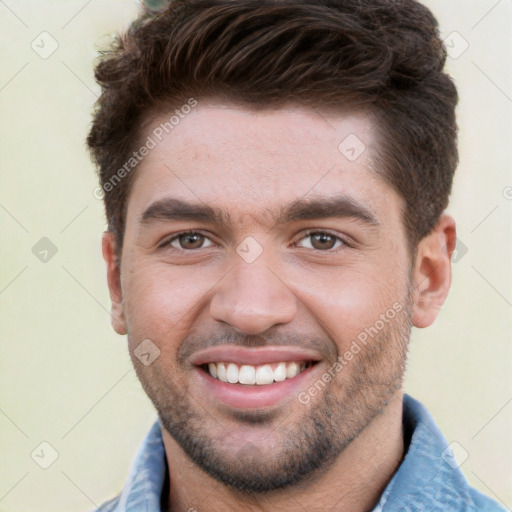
[{"xmin": 201, "ymin": 361, "xmax": 317, "ymax": 385}]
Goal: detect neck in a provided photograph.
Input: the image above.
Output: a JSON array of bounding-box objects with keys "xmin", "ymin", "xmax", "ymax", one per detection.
[{"xmin": 162, "ymin": 392, "xmax": 405, "ymax": 512}]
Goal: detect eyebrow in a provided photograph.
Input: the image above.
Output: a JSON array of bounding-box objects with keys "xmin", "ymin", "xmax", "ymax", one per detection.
[{"xmin": 140, "ymin": 195, "xmax": 380, "ymax": 228}]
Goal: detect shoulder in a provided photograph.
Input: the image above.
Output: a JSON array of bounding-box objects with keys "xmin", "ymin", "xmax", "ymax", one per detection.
[
  {"xmin": 381, "ymin": 394, "xmax": 507, "ymax": 512},
  {"xmin": 93, "ymin": 494, "xmax": 121, "ymax": 512},
  {"xmin": 468, "ymin": 488, "xmax": 508, "ymax": 512}
]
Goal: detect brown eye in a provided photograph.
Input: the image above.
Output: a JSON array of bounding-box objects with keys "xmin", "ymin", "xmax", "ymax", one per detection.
[
  {"xmin": 297, "ymin": 232, "xmax": 343, "ymax": 251},
  {"xmin": 169, "ymin": 232, "xmax": 213, "ymax": 250}
]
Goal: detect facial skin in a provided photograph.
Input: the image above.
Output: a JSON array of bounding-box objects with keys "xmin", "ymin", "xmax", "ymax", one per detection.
[{"xmin": 103, "ymin": 102, "xmax": 456, "ymax": 512}]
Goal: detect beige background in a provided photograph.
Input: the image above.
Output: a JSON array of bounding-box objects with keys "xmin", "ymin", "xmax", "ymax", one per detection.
[{"xmin": 0, "ymin": 1, "xmax": 511, "ymax": 510}]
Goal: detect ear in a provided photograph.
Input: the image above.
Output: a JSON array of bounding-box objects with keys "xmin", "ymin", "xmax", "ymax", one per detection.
[
  {"xmin": 102, "ymin": 232, "xmax": 127, "ymax": 335},
  {"xmin": 411, "ymin": 215, "xmax": 457, "ymax": 328}
]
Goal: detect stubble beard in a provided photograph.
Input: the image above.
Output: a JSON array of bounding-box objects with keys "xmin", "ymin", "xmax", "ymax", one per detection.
[{"xmin": 132, "ymin": 294, "xmax": 413, "ymax": 494}]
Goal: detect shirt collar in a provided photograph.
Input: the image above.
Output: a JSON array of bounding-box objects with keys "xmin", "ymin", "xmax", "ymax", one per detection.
[
  {"xmin": 381, "ymin": 394, "xmax": 478, "ymax": 511},
  {"xmin": 110, "ymin": 420, "xmax": 167, "ymax": 512}
]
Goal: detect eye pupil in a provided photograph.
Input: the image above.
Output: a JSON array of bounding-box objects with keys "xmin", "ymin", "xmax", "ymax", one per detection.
[
  {"xmin": 180, "ymin": 233, "xmax": 204, "ymax": 249},
  {"xmin": 311, "ymin": 233, "xmax": 336, "ymax": 250}
]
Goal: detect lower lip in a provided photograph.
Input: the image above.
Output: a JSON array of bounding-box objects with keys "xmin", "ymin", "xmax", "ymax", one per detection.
[{"xmin": 194, "ymin": 365, "xmax": 318, "ymax": 409}]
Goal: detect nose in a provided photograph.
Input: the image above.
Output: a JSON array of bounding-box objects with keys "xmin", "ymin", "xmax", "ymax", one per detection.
[{"xmin": 209, "ymin": 255, "xmax": 297, "ymax": 336}]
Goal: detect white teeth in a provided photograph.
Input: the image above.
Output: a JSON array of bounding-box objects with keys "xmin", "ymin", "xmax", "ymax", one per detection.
[
  {"xmin": 286, "ymin": 362, "xmax": 299, "ymax": 379},
  {"xmin": 226, "ymin": 363, "xmax": 239, "ymax": 384},
  {"xmin": 217, "ymin": 363, "xmax": 228, "ymax": 382},
  {"xmin": 273, "ymin": 362, "xmax": 287, "ymax": 382},
  {"xmin": 208, "ymin": 363, "xmax": 217, "ymax": 379},
  {"xmin": 239, "ymin": 365, "xmax": 256, "ymax": 385},
  {"xmin": 255, "ymin": 364, "xmax": 274, "ymax": 385},
  {"xmin": 207, "ymin": 361, "xmax": 311, "ymax": 385}
]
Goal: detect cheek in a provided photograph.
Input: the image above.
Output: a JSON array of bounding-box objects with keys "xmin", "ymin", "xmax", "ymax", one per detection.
[
  {"xmin": 121, "ymin": 261, "xmax": 222, "ymax": 346},
  {"xmin": 292, "ymin": 265, "xmax": 404, "ymax": 349}
]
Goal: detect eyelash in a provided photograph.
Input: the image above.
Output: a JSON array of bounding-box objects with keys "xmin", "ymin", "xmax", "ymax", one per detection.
[{"xmin": 158, "ymin": 229, "xmax": 350, "ymax": 252}]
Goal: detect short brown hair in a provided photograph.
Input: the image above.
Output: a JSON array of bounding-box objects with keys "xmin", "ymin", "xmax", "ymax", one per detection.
[{"xmin": 87, "ymin": 0, "xmax": 458, "ymax": 255}]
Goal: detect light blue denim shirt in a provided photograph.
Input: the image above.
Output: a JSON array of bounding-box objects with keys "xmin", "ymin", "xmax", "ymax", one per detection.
[{"xmin": 99, "ymin": 394, "xmax": 506, "ymax": 512}]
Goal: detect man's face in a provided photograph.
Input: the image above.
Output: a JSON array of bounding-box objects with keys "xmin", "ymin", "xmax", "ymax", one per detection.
[{"xmin": 113, "ymin": 103, "xmax": 415, "ymax": 492}]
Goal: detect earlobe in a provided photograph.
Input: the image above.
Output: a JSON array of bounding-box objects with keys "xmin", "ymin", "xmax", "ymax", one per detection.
[
  {"xmin": 102, "ymin": 232, "xmax": 127, "ymax": 335},
  {"xmin": 411, "ymin": 215, "xmax": 457, "ymax": 328}
]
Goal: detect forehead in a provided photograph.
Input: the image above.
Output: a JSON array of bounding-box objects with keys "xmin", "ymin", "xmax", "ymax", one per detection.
[{"xmin": 127, "ymin": 102, "xmax": 401, "ymax": 228}]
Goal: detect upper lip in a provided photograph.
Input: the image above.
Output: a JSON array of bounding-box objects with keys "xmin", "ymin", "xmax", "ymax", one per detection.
[{"xmin": 190, "ymin": 345, "xmax": 322, "ymax": 366}]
